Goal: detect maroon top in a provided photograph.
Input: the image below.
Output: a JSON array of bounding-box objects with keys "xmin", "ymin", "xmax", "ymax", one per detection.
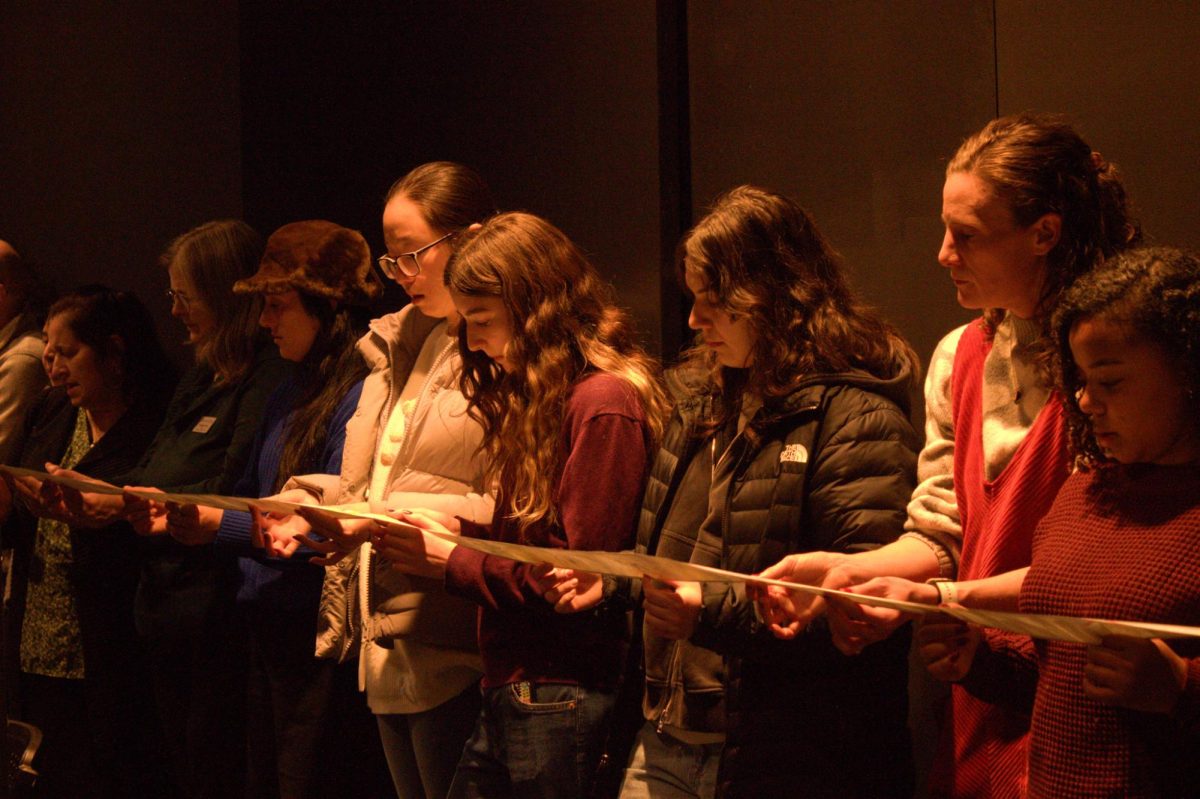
[
  {"xmin": 931, "ymin": 320, "xmax": 1072, "ymax": 799},
  {"xmin": 445, "ymin": 372, "xmax": 651, "ymax": 690},
  {"xmin": 966, "ymin": 464, "xmax": 1200, "ymax": 798}
]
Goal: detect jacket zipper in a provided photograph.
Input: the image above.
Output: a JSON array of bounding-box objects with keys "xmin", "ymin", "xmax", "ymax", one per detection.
[{"xmin": 359, "ymin": 337, "xmax": 456, "ymax": 657}]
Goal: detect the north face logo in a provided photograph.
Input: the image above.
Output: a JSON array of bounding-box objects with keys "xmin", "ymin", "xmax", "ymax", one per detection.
[{"xmin": 780, "ymin": 444, "xmax": 808, "ymax": 464}]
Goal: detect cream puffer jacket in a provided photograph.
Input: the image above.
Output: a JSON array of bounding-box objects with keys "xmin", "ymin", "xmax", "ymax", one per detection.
[{"xmin": 289, "ymin": 306, "xmax": 492, "ymax": 662}]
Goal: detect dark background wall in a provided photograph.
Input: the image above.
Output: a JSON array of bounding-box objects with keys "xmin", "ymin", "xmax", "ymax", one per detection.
[{"xmin": 4, "ymin": 0, "xmax": 1199, "ymax": 370}]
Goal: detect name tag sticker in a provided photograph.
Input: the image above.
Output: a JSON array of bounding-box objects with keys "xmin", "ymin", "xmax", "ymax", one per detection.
[{"xmin": 192, "ymin": 416, "xmax": 217, "ymax": 434}]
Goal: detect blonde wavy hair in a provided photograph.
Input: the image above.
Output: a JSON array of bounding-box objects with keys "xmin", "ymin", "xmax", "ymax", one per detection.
[{"xmin": 445, "ymin": 212, "xmax": 668, "ymax": 533}]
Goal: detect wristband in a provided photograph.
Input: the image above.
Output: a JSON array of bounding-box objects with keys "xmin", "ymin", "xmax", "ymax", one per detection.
[{"xmin": 925, "ymin": 577, "xmax": 958, "ymax": 605}]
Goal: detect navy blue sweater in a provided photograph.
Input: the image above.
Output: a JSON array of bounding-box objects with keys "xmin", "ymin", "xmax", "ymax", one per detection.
[{"xmin": 215, "ymin": 375, "xmax": 363, "ymax": 609}]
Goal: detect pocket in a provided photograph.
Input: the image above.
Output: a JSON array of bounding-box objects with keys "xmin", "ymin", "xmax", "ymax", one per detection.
[{"xmin": 505, "ymin": 681, "xmax": 580, "ymax": 714}]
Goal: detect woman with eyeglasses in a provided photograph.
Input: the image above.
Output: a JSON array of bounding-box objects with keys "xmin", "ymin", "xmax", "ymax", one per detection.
[
  {"xmin": 50, "ymin": 220, "xmax": 292, "ymax": 797},
  {"xmin": 260, "ymin": 162, "xmax": 497, "ymax": 799}
]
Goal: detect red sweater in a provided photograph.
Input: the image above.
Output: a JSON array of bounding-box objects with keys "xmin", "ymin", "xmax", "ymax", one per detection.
[
  {"xmin": 444, "ymin": 372, "xmax": 651, "ymax": 690},
  {"xmin": 931, "ymin": 320, "xmax": 1072, "ymax": 799},
  {"xmin": 967, "ymin": 465, "xmax": 1200, "ymax": 798}
]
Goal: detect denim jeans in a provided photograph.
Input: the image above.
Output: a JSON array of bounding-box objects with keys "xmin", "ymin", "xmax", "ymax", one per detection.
[
  {"xmin": 618, "ymin": 721, "xmax": 721, "ymax": 799},
  {"xmin": 448, "ymin": 681, "xmax": 617, "ymax": 798},
  {"xmin": 377, "ymin": 680, "xmax": 482, "ymax": 799}
]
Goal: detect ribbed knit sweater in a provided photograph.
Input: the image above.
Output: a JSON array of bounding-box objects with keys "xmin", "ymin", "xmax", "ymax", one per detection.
[
  {"xmin": 215, "ymin": 375, "xmax": 363, "ymax": 609},
  {"xmin": 929, "ymin": 318, "xmax": 1073, "ymax": 799},
  {"xmin": 965, "ymin": 465, "xmax": 1200, "ymax": 798}
]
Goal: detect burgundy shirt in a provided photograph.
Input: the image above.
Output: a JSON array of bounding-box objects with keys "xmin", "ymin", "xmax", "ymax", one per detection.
[
  {"xmin": 445, "ymin": 372, "xmax": 651, "ymax": 690},
  {"xmin": 971, "ymin": 465, "xmax": 1200, "ymax": 798}
]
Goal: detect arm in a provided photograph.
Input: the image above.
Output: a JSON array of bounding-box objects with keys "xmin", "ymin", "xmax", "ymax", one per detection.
[
  {"xmin": 0, "ymin": 339, "xmax": 46, "ymax": 466},
  {"xmin": 445, "ymin": 410, "xmax": 648, "ymax": 612},
  {"xmin": 699, "ymin": 399, "xmax": 918, "ymax": 660}
]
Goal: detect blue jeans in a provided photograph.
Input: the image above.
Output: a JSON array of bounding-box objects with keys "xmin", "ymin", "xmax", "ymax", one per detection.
[
  {"xmin": 618, "ymin": 721, "xmax": 721, "ymax": 799},
  {"xmin": 448, "ymin": 681, "xmax": 617, "ymax": 798}
]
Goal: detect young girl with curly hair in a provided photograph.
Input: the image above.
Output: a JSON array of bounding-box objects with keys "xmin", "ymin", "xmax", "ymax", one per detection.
[
  {"xmin": 918, "ymin": 246, "xmax": 1200, "ymax": 797},
  {"xmin": 373, "ymin": 211, "xmax": 667, "ymax": 798}
]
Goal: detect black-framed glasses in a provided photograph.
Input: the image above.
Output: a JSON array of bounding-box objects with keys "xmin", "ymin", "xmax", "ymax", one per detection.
[
  {"xmin": 165, "ymin": 288, "xmax": 192, "ymax": 308},
  {"xmin": 377, "ymin": 231, "xmax": 456, "ymax": 279}
]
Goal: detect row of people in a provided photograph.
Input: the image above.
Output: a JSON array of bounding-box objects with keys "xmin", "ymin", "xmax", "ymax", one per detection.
[{"xmin": 1, "ymin": 109, "xmax": 1195, "ymax": 799}]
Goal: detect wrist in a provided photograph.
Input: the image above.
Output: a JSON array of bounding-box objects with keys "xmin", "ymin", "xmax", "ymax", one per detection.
[{"xmin": 925, "ymin": 577, "xmax": 958, "ymax": 605}]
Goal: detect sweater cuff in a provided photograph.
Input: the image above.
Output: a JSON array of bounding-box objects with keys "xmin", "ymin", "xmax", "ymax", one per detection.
[{"xmin": 215, "ymin": 509, "xmax": 254, "ymax": 550}]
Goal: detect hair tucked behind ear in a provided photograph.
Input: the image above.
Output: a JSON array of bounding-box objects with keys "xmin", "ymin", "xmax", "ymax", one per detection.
[
  {"xmin": 949, "ymin": 113, "xmax": 1141, "ymax": 385},
  {"xmin": 681, "ymin": 185, "xmax": 919, "ymax": 431},
  {"xmin": 1054, "ymin": 246, "xmax": 1200, "ymax": 476},
  {"xmin": 445, "ymin": 212, "xmax": 667, "ymax": 533}
]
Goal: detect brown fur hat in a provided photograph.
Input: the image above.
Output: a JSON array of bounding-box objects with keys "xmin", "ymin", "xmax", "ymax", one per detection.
[{"xmin": 234, "ymin": 220, "xmax": 379, "ymax": 305}]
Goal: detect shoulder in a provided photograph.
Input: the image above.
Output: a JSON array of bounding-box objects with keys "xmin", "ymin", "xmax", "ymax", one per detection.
[
  {"xmin": 930, "ymin": 323, "xmax": 972, "ymax": 372},
  {"xmin": 812, "ymin": 381, "xmax": 917, "ymax": 446},
  {"xmin": 566, "ymin": 371, "xmax": 646, "ymax": 422}
]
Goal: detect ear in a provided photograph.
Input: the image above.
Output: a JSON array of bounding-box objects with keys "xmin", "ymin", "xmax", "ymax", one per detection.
[
  {"xmin": 1030, "ymin": 212, "xmax": 1061, "ymax": 256},
  {"xmin": 468, "ymin": 223, "xmax": 483, "ymax": 232}
]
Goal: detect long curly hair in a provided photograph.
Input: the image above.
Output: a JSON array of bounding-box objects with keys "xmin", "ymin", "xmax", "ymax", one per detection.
[
  {"xmin": 274, "ymin": 294, "xmax": 370, "ymax": 491},
  {"xmin": 1053, "ymin": 246, "xmax": 1200, "ymax": 475},
  {"xmin": 680, "ymin": 185, "xmax": 920, "ymax": 430},
  {"xmin": 444, "ymin": 212, "xmax": 668, "ymax": 532},
  {"xmin": 948, "ymin": 113, "xmax": 1142, "ymax": 385}
]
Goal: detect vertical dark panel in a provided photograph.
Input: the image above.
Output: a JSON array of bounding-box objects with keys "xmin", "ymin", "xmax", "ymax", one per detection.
[
  {"xmin": 687, "ymin": 0, "xmax": 996, "ymax": 370},
  {"xmin": 240, "ymin": 1, "xmax": 665, "ymax": 351},
  {"xmin": 0, "ymin": 1, "xmax": 243, "ymax": 360},
  {"xmin": 996, "ymin": 0, "xmax": 1200, "ymax": 250},
  {"xmin": 657, "ymin": 0, "xmax": 692, "ymax": 360}
]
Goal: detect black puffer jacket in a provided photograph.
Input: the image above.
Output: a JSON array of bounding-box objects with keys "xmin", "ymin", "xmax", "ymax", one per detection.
[{"xmin": 611, "ymin": 363, "xmax": 920, "ymax": 798}]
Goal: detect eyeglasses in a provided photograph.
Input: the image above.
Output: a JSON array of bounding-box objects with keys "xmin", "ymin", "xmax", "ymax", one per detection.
[
  {"xmin": 377, "ymin": 231, "xmax": 456, "ymax": 279},
  {"xmin": 165, "ymin": 288, "xmax": 192, "ymax": 308}
]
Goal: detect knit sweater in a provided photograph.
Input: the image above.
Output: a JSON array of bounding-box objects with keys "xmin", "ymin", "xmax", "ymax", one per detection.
[
  {"xmin": 444, "ymin": 372, "xmax": 651, "ymax": 690},
  {"xmin": 901, "ymin": 314, "xmax": 1047, "ymax": 577},
  {"xmin": 964, "ymin": 465, "xmax": 1200, "ymax": 798}
]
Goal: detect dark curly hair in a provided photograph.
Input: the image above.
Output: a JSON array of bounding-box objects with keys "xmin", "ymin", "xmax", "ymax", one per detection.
[
  {"xmin": 680, "ymin": 185, "xmax": 920, "ymax": 431},
  {"xmin": 1053, "ymin": 246, "xmax": 1200, "ymax": 473},
  {"xmin": 444, "ymin": 212, "xmax": 667, "ymax": 532},
  {"xmin": 948, "ymin": 113, "xmax": 1142, "ymax": 386}
]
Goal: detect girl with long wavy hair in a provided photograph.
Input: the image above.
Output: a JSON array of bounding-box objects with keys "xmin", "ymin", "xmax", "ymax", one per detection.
[
  {"xmin": 372, "ymin": 211, "xmax": 667, "ymax": 798},
  {"xmin": 538, "ymin": 185, "xmax": 921, "ymax": 798},
  {"xmin": 756, "ymin": 113, "xmax": 1142, "ymax": 797}
]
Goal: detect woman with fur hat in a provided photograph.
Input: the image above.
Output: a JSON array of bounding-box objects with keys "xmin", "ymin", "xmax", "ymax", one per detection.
[{"xmin": 160, "ymin": 219, "xmax": 375, "ymax": 798}]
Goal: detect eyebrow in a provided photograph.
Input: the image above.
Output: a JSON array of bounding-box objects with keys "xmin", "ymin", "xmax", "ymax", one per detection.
[
  {"xmin": 462, "ymin": 306, "xmax": 494, "ymax": 317},
  {"xmin": 1082, "ymin": 357, "xmax": 1124, "ymax": 369}
]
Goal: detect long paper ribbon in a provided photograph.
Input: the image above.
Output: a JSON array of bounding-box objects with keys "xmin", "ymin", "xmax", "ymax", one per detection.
[{"xmin": 6, "ymin": 464, "xmax": 1199, "ymax": 645}]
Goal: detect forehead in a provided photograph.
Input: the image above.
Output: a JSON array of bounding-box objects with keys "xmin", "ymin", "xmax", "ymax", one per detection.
[
  {"xmin": 1069, "ymin": 316, "xmax": 1150, "ymax": 366},
  {"xmin": 44, "ymin": 312, "xmax": 79, "ymax": 343},
  {"xmin": 382, "ymin": 194, "xmax": 434, "ymax": 246},
  {"xmin": 452, "ymin": 290, "xmax": 505, "ymax": 316},
  {"xmin": 683, "ymin": 266, "xmax": 711, "ymax": 294},
  {"xmin": 942, "ymin": 171, "xmax": 1013, "ymax": 228}
]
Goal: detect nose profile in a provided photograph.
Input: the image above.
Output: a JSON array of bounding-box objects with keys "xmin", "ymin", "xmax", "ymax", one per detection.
[
  {"xmin": 937, "ymin": 229, "xmax": 956, "ymax": 268},
  {"xmin": 688, "ymin": 300, "xmax": 708, "ymax": 330}
]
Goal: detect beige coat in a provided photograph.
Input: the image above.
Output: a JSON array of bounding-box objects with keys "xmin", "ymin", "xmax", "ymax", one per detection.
[{"xmin": 289, "ymin": 306, "xmax": 492, "ymax": 668}]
